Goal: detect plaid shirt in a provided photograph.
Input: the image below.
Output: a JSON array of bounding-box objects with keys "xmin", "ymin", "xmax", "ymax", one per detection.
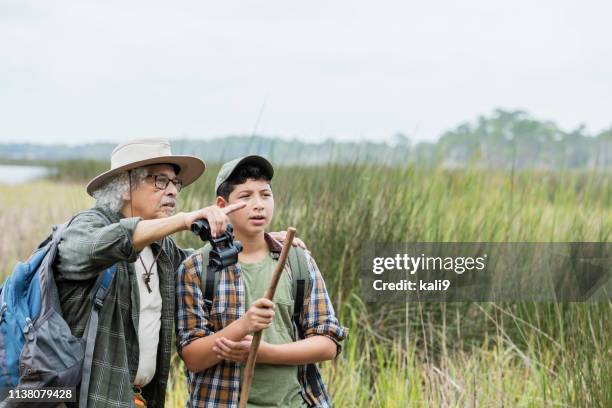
[
  {"xmin": 55, "ymin": 206, "xmax": 192, "ymax": 408},
  {"xmin": 176, "ymin": 234, "xmax": 347, "ymax": 408}
]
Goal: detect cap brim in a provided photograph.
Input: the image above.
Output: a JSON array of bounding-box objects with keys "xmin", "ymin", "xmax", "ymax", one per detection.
[{"xmin": 86, "ymin": 155, "xmax": 205, "ymax": 196}]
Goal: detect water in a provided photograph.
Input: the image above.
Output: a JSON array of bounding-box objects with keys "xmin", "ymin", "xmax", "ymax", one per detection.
[{"xmin": 0, "ymin": 164, "xmax": 49, "ymax": 184}]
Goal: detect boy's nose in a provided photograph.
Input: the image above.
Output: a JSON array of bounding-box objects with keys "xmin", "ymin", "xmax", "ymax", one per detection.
[{"xmin": 253, "ymin": 196, "xmax": 264, "ymax": 209}]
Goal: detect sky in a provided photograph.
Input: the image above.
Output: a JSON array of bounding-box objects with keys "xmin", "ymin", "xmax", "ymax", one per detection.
[{"xmin": 1, "ymin": 0, "xmax": 611, "ymax": 145}]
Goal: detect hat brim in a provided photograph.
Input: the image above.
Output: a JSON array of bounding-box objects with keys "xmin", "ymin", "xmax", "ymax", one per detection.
[{"xmin": 86, "ymin": 155, "xmax": 205, "ymax": 196}]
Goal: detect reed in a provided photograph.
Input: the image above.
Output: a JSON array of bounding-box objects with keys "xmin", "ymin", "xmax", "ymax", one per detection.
[{"xmin": 1, "ymin": 163, "xmax": 610, "ymax": 407}]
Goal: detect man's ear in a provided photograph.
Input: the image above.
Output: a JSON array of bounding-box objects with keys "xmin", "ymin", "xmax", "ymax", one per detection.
[{"xmin": 216, "ymin": 196, "xmax": 227, "ymax": 208}]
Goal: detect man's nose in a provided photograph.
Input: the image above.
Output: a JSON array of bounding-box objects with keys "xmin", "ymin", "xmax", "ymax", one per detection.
[{"xmin": 166, "ymin": 181, "xmax": 178, "ymax": 196}]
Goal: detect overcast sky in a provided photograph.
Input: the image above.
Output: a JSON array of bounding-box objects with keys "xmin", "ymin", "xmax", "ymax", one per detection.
[{"xmin": 1, "ymin": 0, "xmax": 611, "ymax": 145}]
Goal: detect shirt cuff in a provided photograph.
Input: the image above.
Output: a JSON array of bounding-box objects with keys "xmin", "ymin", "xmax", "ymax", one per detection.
[
  {"xmin": 304, "ymin": 325, "xmax": 349, "ymax": 356},
  {"xmin": 177, "ymin": 328, "xmax": 212, "ymax": 352}
]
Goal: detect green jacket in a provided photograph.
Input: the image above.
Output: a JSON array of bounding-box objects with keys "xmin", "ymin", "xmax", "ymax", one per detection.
[{"xmin": 54, "ymin": 206, "xmax": 192, "ymax": 407}]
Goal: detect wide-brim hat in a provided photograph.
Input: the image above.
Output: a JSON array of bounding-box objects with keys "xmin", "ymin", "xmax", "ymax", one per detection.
[
  {"xmin": 86, "ymin": 138, "xmax": 205, "ymax": 196},
  {"xmin": 214, "ymin": 155, "xmax": 274, "ymax": 194}
]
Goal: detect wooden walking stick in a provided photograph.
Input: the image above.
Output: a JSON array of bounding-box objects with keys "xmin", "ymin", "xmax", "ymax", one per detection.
[{"xmin": 238, "ymin": 227, "xmax": 296, "ymax": 408}]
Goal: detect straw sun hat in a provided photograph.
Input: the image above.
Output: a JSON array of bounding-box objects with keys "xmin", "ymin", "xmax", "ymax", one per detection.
[{"xmin": 86, "ymin": 138, "xmax": 205, "ymax": 196}]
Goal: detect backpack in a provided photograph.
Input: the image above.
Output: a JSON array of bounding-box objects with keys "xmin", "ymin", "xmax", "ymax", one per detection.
[
  {"xmin": 0, "ymin": 210, "xmax": 116, "ymax": 405},
  {"xmin": 199, "ymin": 244, "xmax": 323, "ymax": 396}
]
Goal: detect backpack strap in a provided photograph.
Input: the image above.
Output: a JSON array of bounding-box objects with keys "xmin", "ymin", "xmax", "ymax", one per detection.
[
  {"xmin": 80, "ymin": 264, "xmax": 117, "ymax": 407},
  {"xmin": 75, "ymin": 209, "xmax": 118, "ymax": 407},
  {"xmin": 288, "ymin": 246, "xmax": 310, "ymax": 339},
  {"xmin": 286, "ymin": 247, "xmax": 323, "ymax": 397},
  {"xmin": 199, "ymin": 243, "xmax": 220, "ymax": 315}
]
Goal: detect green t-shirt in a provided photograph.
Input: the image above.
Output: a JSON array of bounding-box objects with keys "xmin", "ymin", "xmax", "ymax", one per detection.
[{"xmin": 239, "ymin": 253, "xmax": 308, "ymax": 408}]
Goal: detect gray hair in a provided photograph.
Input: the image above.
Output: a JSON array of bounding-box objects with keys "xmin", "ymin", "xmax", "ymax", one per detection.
[{"xmin": 91, "ymin": 168, "xmax": 148, "ymax": 213}]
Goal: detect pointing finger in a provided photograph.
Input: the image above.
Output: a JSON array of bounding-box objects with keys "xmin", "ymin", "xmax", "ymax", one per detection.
[{"xmin": 222, "ymin": 202, "xmax": 247, "ymax": 215}]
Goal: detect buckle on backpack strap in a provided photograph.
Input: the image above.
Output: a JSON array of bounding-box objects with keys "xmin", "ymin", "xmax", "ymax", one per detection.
[
  {"xmin": 0, "ymin": 303, "xmax": 7, "ymax": 324},
  {"xmin": 23, "ymin": 317, "xmax": 35, "ymax": 341},
  {"xmin": 93, "ymin": 296, "xmax": 104, "ymax": 309},
  {"xmin": 93, "ymin": 286, "xmax": 107, "ymax": 309}
]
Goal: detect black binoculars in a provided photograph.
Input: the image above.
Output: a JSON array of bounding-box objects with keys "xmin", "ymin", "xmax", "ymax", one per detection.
[{"xmin": 191, "ymin": 219, "xmax": 243, "ymax": 272}]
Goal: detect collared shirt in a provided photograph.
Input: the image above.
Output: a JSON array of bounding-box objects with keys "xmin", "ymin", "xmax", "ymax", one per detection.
[
  {"xmin": 175, "ymin": 234, "xmax": 348, "ymax": 408},
  {"xmin": 55, "ymin": 206, "xmax": 193, "ymax": 408}
]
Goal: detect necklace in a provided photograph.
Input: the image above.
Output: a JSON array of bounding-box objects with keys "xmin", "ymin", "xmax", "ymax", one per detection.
[
  {"xmin": 139, "ymin": 249, "xmax": 162, "ymax": 293},
  {"xmin": 128, "ymin": 171, "xmax": 162, "ymax": 294}
]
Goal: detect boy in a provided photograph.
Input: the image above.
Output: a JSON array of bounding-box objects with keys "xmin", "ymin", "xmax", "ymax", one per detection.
[{"xmin": 176, "ymin": 156, "xmax": 347, "ymax": 407}]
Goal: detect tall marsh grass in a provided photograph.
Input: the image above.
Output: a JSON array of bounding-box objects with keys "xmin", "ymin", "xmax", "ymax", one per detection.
[{"xmin": 1, "ymin": 164, "xmax": 610, "ymax": 407}]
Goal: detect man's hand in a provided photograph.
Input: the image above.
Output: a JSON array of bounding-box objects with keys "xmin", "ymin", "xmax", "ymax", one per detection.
[
  {"xmin": 181, "ymin": 202, "xmax": 246, "ymax": 237},
  {"xmin": 269, "ymin": 231, "xmax": 308, "ymax": 251},
  {"xmin": 213, "ymin": 335, "xmax": 253, "ymax": 363}
]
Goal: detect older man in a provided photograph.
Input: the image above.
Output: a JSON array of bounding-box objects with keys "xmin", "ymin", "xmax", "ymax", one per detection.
[{"xmin": 54, "ymin": 138, "xmax": 269, "ymax": 407}]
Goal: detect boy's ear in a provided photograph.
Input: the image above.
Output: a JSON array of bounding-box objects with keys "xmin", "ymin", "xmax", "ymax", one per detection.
[{"xmin": 216, "ymin": 196, "xmax": 227, "ymax": 208}]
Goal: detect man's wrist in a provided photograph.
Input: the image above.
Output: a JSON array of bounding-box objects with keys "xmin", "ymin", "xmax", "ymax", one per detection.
[{"xmin": 175, "ymin": 212, "xmax": 189, "ymax": 231}]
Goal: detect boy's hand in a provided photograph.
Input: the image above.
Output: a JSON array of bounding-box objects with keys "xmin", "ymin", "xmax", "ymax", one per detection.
[
  {"xmin": 181, "ymin": 202, "xmax": 246, "ymax": 237},
  {"xmin": 269, "ymin": 231, "xmax": 309, "ymax": 251},
  {"xmin": 213, "ymin": 335, "xmax": 252, "ymax": 363},
  {"xmin": 240, "ymin": 298, "xmax": 275, "ymax": 333}
]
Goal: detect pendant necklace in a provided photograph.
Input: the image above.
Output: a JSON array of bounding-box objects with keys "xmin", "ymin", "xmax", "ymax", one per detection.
[{"xmin": 139, "ymin": 250, "xmax": 162, "ymax": 293}]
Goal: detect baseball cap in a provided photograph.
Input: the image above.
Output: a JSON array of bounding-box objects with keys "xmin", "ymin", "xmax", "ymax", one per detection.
[{"xmin": 214, "ymin": 155, "xmax": 274, "ymax": 195}]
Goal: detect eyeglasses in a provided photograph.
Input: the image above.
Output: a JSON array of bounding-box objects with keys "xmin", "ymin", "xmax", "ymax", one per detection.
[{"xmin": 146, "ymin": 174, "xmax": 183, "ymax": 192}]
